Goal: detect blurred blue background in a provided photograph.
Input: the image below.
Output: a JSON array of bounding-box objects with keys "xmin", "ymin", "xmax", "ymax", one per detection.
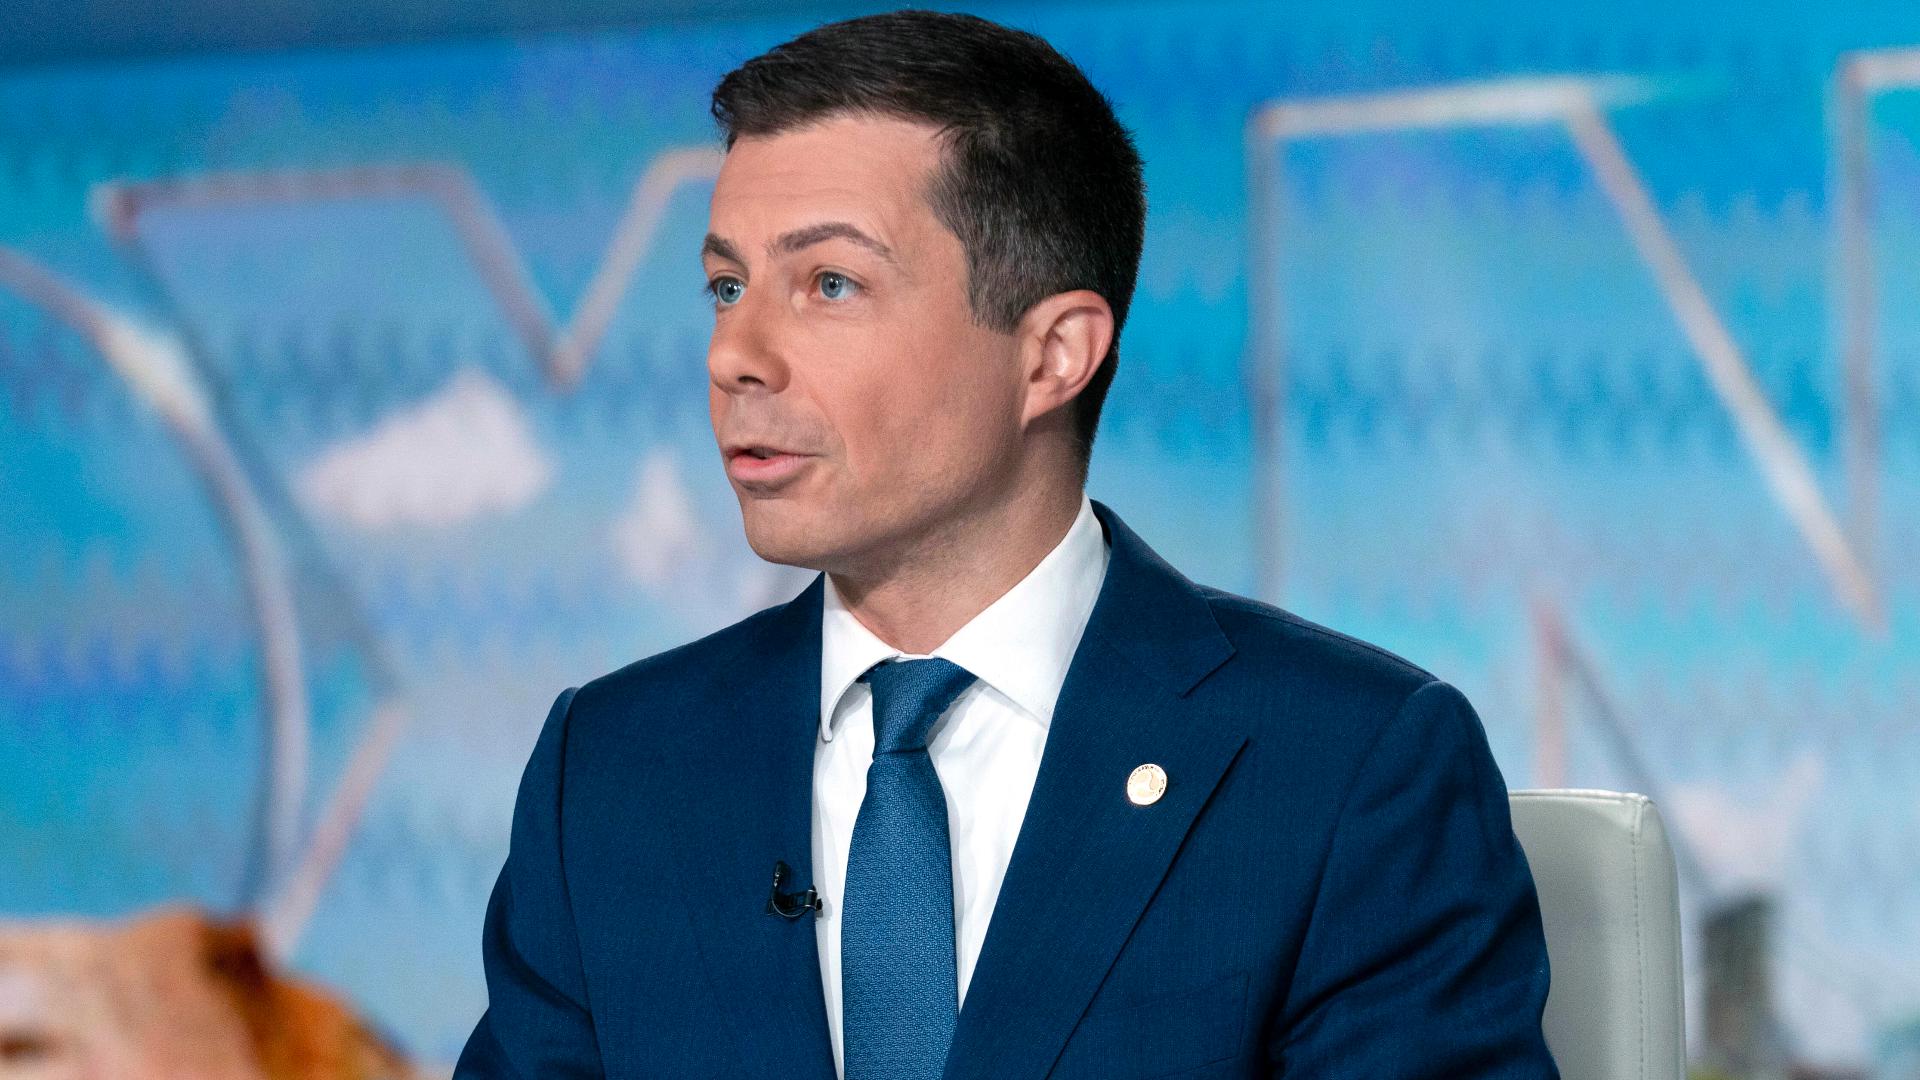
[{"xmin": 0, "ymin": 1, "xmax": 1914, "ymax": 1075}]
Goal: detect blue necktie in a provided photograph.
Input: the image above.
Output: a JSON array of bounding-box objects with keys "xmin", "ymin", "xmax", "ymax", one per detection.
[{"xmin": 841, "ymin": 657, "xmax": 977, "ymax": 1080}]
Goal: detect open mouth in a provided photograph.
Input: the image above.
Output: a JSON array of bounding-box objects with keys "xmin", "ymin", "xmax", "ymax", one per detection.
[
  {"xmin": 730, "ymin": 446, "xmax": 795, "ymax": 462},
  {"xmin": 726, "ymin": 446, "xmax": 811, "ymax": 485}
]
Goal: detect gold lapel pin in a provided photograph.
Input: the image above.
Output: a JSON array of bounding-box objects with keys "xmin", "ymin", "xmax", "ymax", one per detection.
[{"xmin": 1126, "ymin": 763, "xmax": 1168, "ymax": 806}]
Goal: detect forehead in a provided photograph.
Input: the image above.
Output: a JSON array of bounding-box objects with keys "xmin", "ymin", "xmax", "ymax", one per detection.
[{"xmin": 708, "ymin": 113, "xmax": 949, "ymax": 250}]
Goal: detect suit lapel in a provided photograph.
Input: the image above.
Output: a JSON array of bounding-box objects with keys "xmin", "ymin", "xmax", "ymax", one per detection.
[
  {"xmin": 943, "ymin": 501, "xmax": 1243, "ymax": 1080},
  {"xmin": 654, "ymin": 575, "xmax": 838, "ymax": 1079}
]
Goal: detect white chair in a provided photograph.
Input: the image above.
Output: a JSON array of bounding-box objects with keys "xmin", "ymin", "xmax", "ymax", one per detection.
[{"xmin": 1509, "ymin": 789, "xmax": 1686, "ymax": 1080}]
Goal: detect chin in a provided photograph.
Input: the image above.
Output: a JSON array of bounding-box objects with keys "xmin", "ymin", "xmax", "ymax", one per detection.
[{"xmin": 736, "ymin": 502, "xmax": 837, "ymax": 571}]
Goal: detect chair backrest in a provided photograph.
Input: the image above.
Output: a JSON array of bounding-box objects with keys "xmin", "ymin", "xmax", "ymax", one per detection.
[{"xmin": 1508, "ymin": 789, "xmax": 1686, "ymax": 1080}]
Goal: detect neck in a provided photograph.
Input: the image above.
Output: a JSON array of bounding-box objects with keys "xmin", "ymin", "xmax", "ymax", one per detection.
[{"xmin": 829, "ymin": 475, "xmax": 1083, "ymax": 655}]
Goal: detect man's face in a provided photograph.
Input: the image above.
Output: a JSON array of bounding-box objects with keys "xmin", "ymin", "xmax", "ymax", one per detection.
[{"xmin": 703, "ymin": 113, "xmax": 1028, "ymax": 574}]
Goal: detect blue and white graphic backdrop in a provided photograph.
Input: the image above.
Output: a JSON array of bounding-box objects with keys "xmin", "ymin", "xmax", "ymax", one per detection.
[{"xmin": 1, "ymin": 2, "xmax": 1915, "ymax": 1072}]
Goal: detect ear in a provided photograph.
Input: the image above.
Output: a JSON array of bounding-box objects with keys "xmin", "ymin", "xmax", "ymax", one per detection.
[{"xmin": 1015, "ymin": 289, "xmax": 1114, "ymax": 430}]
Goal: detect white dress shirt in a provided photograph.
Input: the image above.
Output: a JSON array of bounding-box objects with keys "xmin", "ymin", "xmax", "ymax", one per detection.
[{"xmin": 812, "ymin": 493, "xmax": 1110, "ymax": 1078}]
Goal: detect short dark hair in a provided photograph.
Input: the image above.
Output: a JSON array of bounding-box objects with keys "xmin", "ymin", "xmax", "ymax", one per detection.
[{"xmin": 711, "ymin": 9, "xmax": 1146, "ymax": 474}]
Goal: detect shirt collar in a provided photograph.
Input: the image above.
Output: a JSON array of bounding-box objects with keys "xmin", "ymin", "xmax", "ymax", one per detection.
[{"xmin": 818, "ymin": 492, "xmax": 1110, "ymax": 741}]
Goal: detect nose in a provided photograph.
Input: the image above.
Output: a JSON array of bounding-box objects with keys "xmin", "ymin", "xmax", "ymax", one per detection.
[{"xmin": 707, "ymin": 303, "xmax": 790, "ymax": 397}]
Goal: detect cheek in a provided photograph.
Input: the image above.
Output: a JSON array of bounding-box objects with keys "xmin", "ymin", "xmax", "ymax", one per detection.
[
  {"xmin": 823, "ymin": 372, "xmax": 909, "ymax": 470},
  {"xmin": 806, "ymin": 306, "xmax": 1018, "ymax": 475},
  {"xmin": 843, "ymin": 351, "xmax": 1013, "ymax": 470}
]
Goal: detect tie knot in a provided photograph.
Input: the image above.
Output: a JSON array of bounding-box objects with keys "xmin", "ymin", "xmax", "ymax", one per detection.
[{"xmin": 859, "ymin": 657, "xmax": 977, "ymax": 753}]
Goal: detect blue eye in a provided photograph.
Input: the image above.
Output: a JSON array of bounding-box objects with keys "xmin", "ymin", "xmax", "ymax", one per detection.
[
  {"xmin": 817, "ymin": 272, "xmax": 858, "ymax": 301},
  {"xmin": 707, "ymin": 276, "xmax": 744, "ymax": 306}
]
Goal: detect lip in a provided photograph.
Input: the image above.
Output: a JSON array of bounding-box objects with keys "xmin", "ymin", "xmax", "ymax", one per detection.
[{"xmin": 725, "ymin": 447, "xmax": 814, "ymax": 488}]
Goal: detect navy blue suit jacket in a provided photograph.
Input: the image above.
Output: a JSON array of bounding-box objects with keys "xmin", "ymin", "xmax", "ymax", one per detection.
[{"xmin": 455, "ymin": 499, "xmax": 1559, "ymax": 1078}]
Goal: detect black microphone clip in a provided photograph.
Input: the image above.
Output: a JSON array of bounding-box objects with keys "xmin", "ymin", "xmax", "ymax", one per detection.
[{"xmin": 766, "ymin": 860, "xmax": 822, "ymax": 920}]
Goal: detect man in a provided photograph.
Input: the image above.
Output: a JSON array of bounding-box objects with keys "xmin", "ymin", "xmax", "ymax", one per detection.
[{"xmin": 456, "ymin": 9, "xmax": 1558, "ymax": 1079}]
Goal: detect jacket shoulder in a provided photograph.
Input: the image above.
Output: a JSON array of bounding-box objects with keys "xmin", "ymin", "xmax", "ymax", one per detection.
[
  {"xmin": 1188, "ymin": 586, "xmax": 1493, "ymax": 811},
  {"xmin": 1194, "ymin": 584, "xmax": 1440, "ymax": 707},
  {"xmin": 571, "ymin": 595, "xmax": 798, "ymax": 713}
]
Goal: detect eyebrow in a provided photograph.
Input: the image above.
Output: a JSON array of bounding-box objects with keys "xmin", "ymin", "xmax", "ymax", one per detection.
[{"xmin": 702, "ymin": 221, "xmax": 899, "ymax": 268}]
